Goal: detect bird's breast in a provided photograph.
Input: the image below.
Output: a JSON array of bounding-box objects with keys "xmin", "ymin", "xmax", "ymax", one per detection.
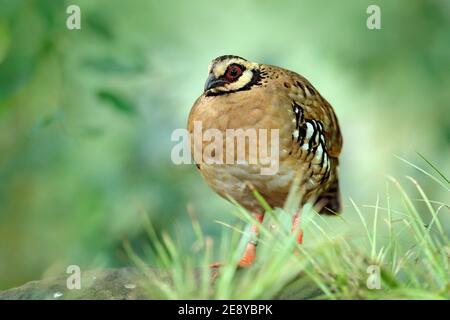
[{"xmin": 188, "ymin": 90, "xmax": 296, "ymax": 163}]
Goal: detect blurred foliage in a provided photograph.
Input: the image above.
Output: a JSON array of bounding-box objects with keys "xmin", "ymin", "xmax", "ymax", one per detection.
[{"xmin": 0, "ymin": 0, "xmax": 449, "ymax": 290}]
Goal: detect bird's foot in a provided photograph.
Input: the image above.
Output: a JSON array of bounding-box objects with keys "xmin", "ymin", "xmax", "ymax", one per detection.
[
  {"xmin": 237, "ymin": 243, "xmax": 257, "ymax": 268},
  {"xmin": 208, "ymin": 242, "xmax": 257, "ymax": 270}
]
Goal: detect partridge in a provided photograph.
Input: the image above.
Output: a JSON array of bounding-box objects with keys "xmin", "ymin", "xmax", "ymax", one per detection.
[{"xmin": 187, "ymin": 55, "xmax": 343, "ymax": 267}]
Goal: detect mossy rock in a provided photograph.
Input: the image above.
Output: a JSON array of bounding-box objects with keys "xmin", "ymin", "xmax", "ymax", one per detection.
[{"xmin": 0, "ymin": 268, "xmax": 152, "ymax": 300}]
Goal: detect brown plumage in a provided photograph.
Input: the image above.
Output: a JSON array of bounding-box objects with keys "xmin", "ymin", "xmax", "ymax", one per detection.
[{"xmin": 187, "ymin": 55, "xmax": 343, "ymax": 266}]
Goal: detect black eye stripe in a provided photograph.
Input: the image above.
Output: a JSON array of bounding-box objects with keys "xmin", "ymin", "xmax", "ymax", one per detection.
[{"xmin": 205, "ymin": 68, "xmax": 263, "ymax": 97}]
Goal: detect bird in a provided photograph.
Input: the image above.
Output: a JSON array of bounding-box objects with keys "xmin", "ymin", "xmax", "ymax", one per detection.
[{"xmin": 187, "ymin": 55, "xmax": 343, "ymax": 267}]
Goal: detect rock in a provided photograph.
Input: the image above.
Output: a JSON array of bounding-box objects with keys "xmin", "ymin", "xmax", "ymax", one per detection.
[
  {"xmin": 0, "ymin": 267, "xmax": 320, "ymax": 300},
  {"xmin": 0, "ymin": 268, "xmax": 153, "ymax": 300}
]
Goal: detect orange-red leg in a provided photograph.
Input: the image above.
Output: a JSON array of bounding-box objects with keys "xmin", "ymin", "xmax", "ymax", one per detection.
[
  {"xmin": 292, "ymin": 211, "xmax": 303, "ymax": 245},
  {"xmin": 238, "ymin": 213, "xmax": 264, "ymax": 267},
  {"xmin": 209, "ymin": 213, "xmax": 264, "ymax": 269}
]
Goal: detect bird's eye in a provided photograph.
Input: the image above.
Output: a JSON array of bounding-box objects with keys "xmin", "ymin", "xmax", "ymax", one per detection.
[{"xmin": 225, "ymin": 65, "xmax": 243, "ymax": 81}]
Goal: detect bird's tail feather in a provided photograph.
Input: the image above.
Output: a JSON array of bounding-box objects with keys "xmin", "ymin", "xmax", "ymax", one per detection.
[{"xmin": 315, "ymin": 172, "xmax": 341, "ymax": 215}]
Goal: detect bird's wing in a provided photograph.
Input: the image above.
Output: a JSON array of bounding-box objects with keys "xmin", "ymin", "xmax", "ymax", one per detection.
[{"xmin": 282, "ymin": 70, "xmax": 343, "ymax": 158}]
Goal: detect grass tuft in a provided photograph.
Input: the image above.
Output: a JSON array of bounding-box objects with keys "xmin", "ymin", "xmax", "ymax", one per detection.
[{"xmin": 126, "ymin": 155, "xmax": 450, "ymax": 299}]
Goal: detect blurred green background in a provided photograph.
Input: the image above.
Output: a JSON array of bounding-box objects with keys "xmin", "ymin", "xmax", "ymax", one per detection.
[{"xmin": 0, "ymin": 0, "xmax": 449, "ymax": 290}]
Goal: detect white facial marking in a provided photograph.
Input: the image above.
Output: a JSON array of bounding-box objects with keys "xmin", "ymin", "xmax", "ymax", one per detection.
[{"xmin": 213, "ymin": 62, "xmax": 227, "ymax": 78}]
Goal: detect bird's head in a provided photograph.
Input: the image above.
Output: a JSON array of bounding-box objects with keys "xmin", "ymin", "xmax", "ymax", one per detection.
[{"xmin": 204, "ymin": 55, "xmax": 262, "ymax": 96}]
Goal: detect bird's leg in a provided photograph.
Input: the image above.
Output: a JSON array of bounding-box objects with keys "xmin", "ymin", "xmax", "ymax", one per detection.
[
  {"xmin": 238, "ymin": 213, "xmax": 265, "ymax": 267},
  {"xmin": 209, "ymin": 213, "xmax": 264, "ymax": 270},
  {"xmin": 291, "ymin": 210, "xmax": 303, "ymax": 245}
]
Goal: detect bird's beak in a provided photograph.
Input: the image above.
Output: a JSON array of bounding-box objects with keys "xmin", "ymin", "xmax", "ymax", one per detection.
[{"xmin": 204, "ymin": 73, "xmax": 226, "ymax": 91}]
